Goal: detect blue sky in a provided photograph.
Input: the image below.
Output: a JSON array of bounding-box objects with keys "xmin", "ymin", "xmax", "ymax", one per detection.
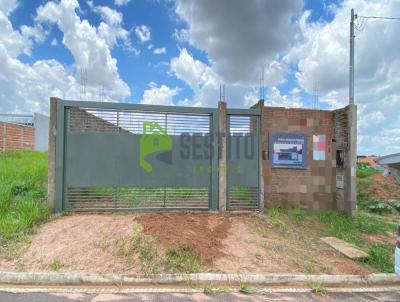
[
  {"xmin": 4, "ymin": 0, "xmax": 337, "ymax": 106},
  {"xmin": 0, "ymin": 0, "xmax": 399, "ymax": 155}
]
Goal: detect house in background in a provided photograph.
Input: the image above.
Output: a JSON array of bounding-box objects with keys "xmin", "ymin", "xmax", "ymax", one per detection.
[
  {"xmin": 376, "ymin": 153, "xmax": 400, "ymax": 183},
  {"xmin": 0, "ymin": 113, "xmax": 49, "ymax": 152}
]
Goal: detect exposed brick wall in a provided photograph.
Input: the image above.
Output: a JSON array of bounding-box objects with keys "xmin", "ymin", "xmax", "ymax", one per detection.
[
  {"xmin": 0, "ymin": 121, "xmax": 35, "ymax": 152},
  {"xmin": 262, "ymin": 107, "xmax": 336, "ymax": 210},
  {"xmin": 68, "ymin": 108, "xmax": 129, "ymax": 133}
]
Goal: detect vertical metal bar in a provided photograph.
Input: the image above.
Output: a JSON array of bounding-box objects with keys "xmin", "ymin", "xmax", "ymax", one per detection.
[
  {"xmin": 257, "ymin": 115, "xmax": 261, "ymax": 209},
  {"xmin": 117, "ymin": 110, "xmax": 120, "ymax": 132},
  {"xmin": 55, "ymin": 101, "xmax": 66, "ymax": 212},
  {"xmin": 164, "ymin": 111, "xmax": 168, "ymax": 208},
  {"xmin": 163, "ymin": 186, "xmax": 166, "ymax": 208},
  {"xmin": 226, "ymin": 115, "xmax": 230, "ymax": 210},
  {"xmin": 165, "ymin": 113, "xmax": 168, "ymax": 133},
  {"xmin": 114, "ymin": 186, "xmax": 117, "ymax": 209}
]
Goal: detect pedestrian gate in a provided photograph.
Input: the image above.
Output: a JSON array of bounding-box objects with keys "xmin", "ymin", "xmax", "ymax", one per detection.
[{"xmin": 226, "ymin": 111, "xmax": 261, "ymax": 210}]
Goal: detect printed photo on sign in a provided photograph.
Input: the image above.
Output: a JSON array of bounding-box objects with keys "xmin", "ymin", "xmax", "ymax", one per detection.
[{"xmin": 269, "ymin": 133, "xmax": 307, "ymax": 169}]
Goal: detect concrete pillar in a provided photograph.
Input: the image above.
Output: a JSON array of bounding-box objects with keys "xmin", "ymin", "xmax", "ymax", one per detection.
[
  {"xmin": 47, "ymin": 97, "xmax": 58, "ymax": 212},
  {"xmin": 218, "ymin": 101, "xmax": 227, "ymax": 211},
  {"xmin": 257, "ymin": 100, "xmax": 265, "ymax": 212},
  {"xmin": 344, "ymin": 104, "xmax": 357, "ymax": 215}
]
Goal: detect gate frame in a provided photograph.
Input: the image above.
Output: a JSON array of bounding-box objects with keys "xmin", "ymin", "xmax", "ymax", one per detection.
[
  {"xmin": 52, "ymin": 99, "xmax": 219, "ymax": 212},
  {"xmin": 226, "ymin": 108, "xmax": 262, "ymax": 211}
]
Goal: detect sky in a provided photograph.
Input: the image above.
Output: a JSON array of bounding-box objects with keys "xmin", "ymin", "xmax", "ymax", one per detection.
[{"xmin": 0, "ymin": 0, "xmax": 399, "ymax": 156}]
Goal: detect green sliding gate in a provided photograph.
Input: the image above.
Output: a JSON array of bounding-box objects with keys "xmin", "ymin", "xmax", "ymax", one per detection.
[
  {"xmin": 55, "ymin": 100, "xmax": 218, "ymax": 211},
  {"xmin": 226, "ymin": 110, "xmax": 261, "ymax": 210}
]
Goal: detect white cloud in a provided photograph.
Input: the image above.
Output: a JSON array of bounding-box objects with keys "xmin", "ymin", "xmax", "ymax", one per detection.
[
  {"xmin": 93, "ymin": 5, "xmax": 123, "ymax": 26},
  {"xmin": 134, "ymin": 24, "xmax": 151, "ymax": 43},
  {"xmin": 153, "ymin": 47, "xmax": 166, "ymax": 54},
  {"xmin": 36, "ymin": 0, "xmax": 130, "ymax": 100},
  {"xmin": 287, "ymin": 0, "xmax": 400, "ymax": 155},
  {"xmin": 87, "ymin": 1, "xmax": 138, "ymax": 54},
  {"xmin": 114, "ymin": 0, "xmax": 131, "ymax": 6},
  {"xmin": 50, "ymin": 38, "xmax": 58, "ymax": 46},
  {"xmin": 170, "ymin": 48, "xmax": 298, "ymax": 109},
  {"xmin": 172, "ymin": 28, "xmax": 189, "ymax": 43},
  {"xmin": 0, "ymin": 0, "xmax": 18, "ymax": 16},
  {"xmin": 0, "ymin": 0, "xmax": 131, "ymax": 115},
  {"xmin": 266, "ymin": 86, "xmax": 303, "ymax": 108},
  {"xmin": 140, "ymin": 82, "xmax": 179, "ymax": 106},
  {"xmin": 170, "ymin": 48, "xmax": 220, "ymax": 107},
  {"xmin": 175, "ymin": 0, "xmax": 302, "ymax": 84}
]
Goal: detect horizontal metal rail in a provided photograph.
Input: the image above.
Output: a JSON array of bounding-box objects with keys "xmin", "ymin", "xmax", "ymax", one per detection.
[{"xmin": 66, "ymin": 187, "xmax": 209, "ymax": 211}]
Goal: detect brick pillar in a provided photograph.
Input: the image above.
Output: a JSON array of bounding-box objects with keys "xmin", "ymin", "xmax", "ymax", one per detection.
[
  {"xmin": 344, "ymin": 104, "xmax": 357, "ymax": 215},
  {"xmin": 218, "ymin": 101, "xmax": 227, "ymax": 212},
  {"xmin": 48, "ymin": 97, "xmax": 58, "ymax": 212}
]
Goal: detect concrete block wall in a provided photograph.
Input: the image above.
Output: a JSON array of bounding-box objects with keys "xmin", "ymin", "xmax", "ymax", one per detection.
[{"xmin": 0, "ymin": 121, "xmax": 34, "ymax": 152}]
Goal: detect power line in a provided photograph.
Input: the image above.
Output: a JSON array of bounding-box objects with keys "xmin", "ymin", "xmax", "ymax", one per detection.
[{"xmin": 357, "ymin": 15, "xmax": 400, "ymax": 20}]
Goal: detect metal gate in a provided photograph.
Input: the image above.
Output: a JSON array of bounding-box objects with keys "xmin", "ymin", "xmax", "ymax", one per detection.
[
  {"xmin": 226, "ymin": 110, "xmax": 261, "ymax": 210},
  {"xmin": 55, "ymin": 100, "xmax": 218, "ymax": 211}
]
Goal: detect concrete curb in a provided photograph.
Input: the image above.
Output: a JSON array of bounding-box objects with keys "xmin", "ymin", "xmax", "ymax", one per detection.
[{"xmin": 0, "ymin": 272, "xmax": 398, "ymax": 286}]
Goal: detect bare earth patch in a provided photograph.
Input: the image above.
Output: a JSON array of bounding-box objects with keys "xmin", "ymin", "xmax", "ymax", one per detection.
[
  {"xmin": 214, "ymin": 215, "xmax": 370, "ymax": 275},
  {"xmin": 10, "ymin": 214, "xmax": 141, "ymax": 274},
  {"xmin": 364, "ymin": 174, "xmax": 400, "ymax": 201},
  {"xmin": 0, "ymin": 213, "xmax": 372, "ymax": 275},
  {"xmin": 136, "ymin": 212, "xmax": 230, "ymax": 265}
]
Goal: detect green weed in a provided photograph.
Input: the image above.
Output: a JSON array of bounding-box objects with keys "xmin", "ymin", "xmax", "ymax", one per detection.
[
  {"xmin": 48, "ymin": 259, "xmax": 64, "ymax": 271},
  {"xmin": 267, "ymin": 207, "xmax": 289, "ymax": 233},
  {"xmin": 239, "ymin": 282, "xmax": 256, "ymax": 294},
  {"xmin": 362, "ymin": 243, "xmax": 394, "ymax": 273},
  {"xmin": 0, "ymin": 151, "xmax": 49, "ymax": 243},
  {"xmin": 116, "ymin": 227, "xmax": 159, "ymax": 273},
  {"xmin": 309, "ymin": 280, "xmax": 327, "ymax": 296},
  {"xmin": 287, "ymin": 204, "xmax": 310, "ymax": 223},
  {"xmin": 163, "ymin": 244, "xmax": 201, "ymax": 273}
]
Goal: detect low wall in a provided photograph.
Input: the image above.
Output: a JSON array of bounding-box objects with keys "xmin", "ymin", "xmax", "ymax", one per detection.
[{"xmin": 0, "ymin": 121, "xmax": 34, "ymax": 152}]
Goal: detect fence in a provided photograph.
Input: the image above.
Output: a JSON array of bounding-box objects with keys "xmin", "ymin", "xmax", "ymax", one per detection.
[{"xmin": 48, "ymin": 98, "xmax": 262, "ymax": 212}]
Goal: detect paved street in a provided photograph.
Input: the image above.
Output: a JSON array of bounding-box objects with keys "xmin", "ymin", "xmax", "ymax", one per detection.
[{"xmin": 1, "ymin": 289, "xmax": 400, "ymax": 302}]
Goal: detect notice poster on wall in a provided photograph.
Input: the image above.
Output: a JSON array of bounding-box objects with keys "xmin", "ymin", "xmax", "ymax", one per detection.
[
  {"xmin": 313, "ymin": 134, "xmax": 326, "ymax": 160},
  {"xmin": 269, "ymin": 133, "xmax": 307, "ymax": 169}
]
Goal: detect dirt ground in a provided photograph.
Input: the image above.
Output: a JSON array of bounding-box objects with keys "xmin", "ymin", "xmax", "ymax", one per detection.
[
  {"xmin": 0, "ymin": 213, "xmax": 373, "ymax": 275},
  {"xmin": 364, "ymin": 174, "xmax": 400, "ymax": 201}
]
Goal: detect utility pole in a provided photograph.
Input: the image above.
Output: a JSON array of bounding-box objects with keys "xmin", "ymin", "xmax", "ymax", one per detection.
[{"xmin": 349, "ymin": 8, "xmax": 356, "ymax": 104}]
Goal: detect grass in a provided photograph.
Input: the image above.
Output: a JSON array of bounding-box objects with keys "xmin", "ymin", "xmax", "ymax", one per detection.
[
  {"xmin": 309, "ymin": 280, "xmax": 327, "ymax": 296},
  {"xmin": 239, "ymin": 282, "xmax": 256, "ymax": 294},
  {"xmin": 116, "ymin": 227, "xmax": 202, "ymax": 274},
  {"xmin": 48, "ymin": 259, "xmax": 64, "ymax": 271},
  {"xmin": 0, "ymin": 152, "xmax": 49, "ymax": 243},
  {"xmin": 116, "ymin": 226, "xmax": 159, "ymax": 273},
  {"xmin": 362, "ymin": 243, "xmax": 394, "ymax": 273},
  {"xmin": 264, "ymin": 207, "xmax": 396, "ymax": 273},
  {"xmin": 163, "ymin": 244, "xmax": 201, "ymax": 273}
]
